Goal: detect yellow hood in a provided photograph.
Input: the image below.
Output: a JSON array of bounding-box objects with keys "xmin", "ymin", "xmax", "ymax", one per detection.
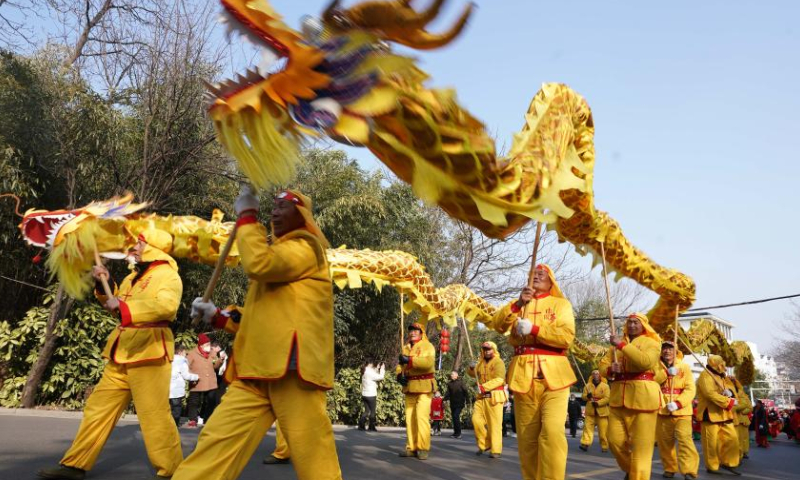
[
  {"xmin": 624, "ymin": 312, "xmax": 660, "ymax": 343},
  {"xmin": 479, "ymin": 341, "xmax": 500, "ymax": 362},
  {"xmin": 138, "ymin": 228, "xmax": 178, "ymax": 270},
  {"xmin": 536, "ymin": 264, "xmax": 564, "ymax": 298},
  {"xmin": 274, "ymin": 189, "xmax": 330, "ymax": 249},
  {"xmin": 707, "ymin": 354, "xmax": 727, "ymax": 375}
]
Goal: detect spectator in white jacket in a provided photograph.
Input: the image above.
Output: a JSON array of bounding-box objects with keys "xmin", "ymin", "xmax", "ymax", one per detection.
[
  {"xmin": 170, "ymin": 345, "xmax": 199, "ymax": 426},
  {"xmin": 358, "ymin": 359, "xmax": 386, "ymax": 431}
]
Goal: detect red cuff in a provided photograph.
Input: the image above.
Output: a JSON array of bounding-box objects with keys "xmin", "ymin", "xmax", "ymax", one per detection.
[
  {"xmin": 726, "ymin": 399, "xmax": 735, "ymax": 411},
  {"xmin": 675, "ymin": 401, "xmax": 682, "ymax": 409},
  {"xmin": 479, "ymin": 385, "xmax": 485, "ymax": 394},
  {"xmin": 236, "ymin": 214, "xmax": 258, "ymax": 227},
  {"xmin": 407, "ymin": 356, "xmax": 414, "ymax": 368},
  {"xmin": 119, "ymin": 301, "xmax": 132, "ymax": 327},
  {"xmin": 531, "ymin": 325, "xmax": 540, "ymax": 336},
  {"xmin": 615, "ymin": 341, "xmax": 627, "ymax": 349},
  {"xmin": 510, "ymin": 302, "xmax": 521, "ymax": 313},
  {"xmin": 212, "ymin": 309, "xmax": 228, "ymax": 330}
]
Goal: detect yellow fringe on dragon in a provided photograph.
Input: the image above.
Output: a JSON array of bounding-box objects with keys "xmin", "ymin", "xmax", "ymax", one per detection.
[{"xmin": 207, "ymin": 0, "xmax": 692, "ymax": 333}]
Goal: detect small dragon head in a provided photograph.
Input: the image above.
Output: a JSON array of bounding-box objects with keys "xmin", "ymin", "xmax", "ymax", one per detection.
[{"xmin": 19, "ymin": 194, "xmax": 149, "ymax": 298}]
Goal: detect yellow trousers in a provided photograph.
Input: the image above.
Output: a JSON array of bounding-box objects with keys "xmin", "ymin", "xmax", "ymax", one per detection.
[
  {"xmin": 580, "ymin": 414, "xmax": 609, "ymax": 450},
  {"xmin": 272, "ymin": 423, "xmax": 290, "ymax": 459},
  {"xmin": 404, "ymin": 392, "xmax": 432, "ymax": 453},
  {"xmin": 173, "ymin": 373, "xmax": 341, "ymax": 480},
  {"xmin": 472, "ymin": 397, "xmax": 504, "ymax": 454},
  {"xmin": 701, "ymin": 421, "xmax": 739, "ymax": 471},
  {"xmin": 657, "ymin": 415, "xmax": 699, "ymax": 476},
  {"xmin": 514, "ymin": 379, "xmax": 569, "ymax": 480},
  {"xmin": 61, "ymin": 359, "xmax": 181, "ymax": 476},
  {"xmin": 736, "ymin": 425, "xmax": 749, "ymax": 457},
  {"xmin": 608, "ymin": 407, "xmax": 658, "ymax": 480}
]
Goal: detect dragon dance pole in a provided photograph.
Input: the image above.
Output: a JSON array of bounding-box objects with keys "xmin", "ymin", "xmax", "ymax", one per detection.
[
  {"xmin": 675, "ymin": 334, "xmax": 726, "ymax": 391},
  {"xmin": 460, "ymin": 315, "xmax": 474, "ymax": 360},
  {"xmin": 599, "ymin": 242, "xmax": 618, "ymax": 363},
  {"xmin": 520, "ymin": 222, "xmax": 544, "ymax": 319},
  {"xmin": 672, "ymin": 305, "xmax": 680, "ymax": 404},
  {"xmin": 570, "ymin": 353, "xmax": 587, "ymax": 386},
  {"xmin": 399, "ymin": 289, "xmax": 405, "ymax": 352},
  {"xmin": 93, "ymin": 250, "xmax": 115, "ymax": 299},
  {"xmin": 191, "ymin": 221, "xmax": 240, "ymax": 327}
]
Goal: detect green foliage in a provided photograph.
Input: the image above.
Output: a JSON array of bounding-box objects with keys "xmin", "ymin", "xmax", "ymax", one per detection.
[{"xmin": 0, "ymin": 290, "xmax": 117, "ymax": 408}]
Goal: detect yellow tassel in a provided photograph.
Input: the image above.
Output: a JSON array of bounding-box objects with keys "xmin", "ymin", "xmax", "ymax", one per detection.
[{"xmin": 45, "ymin": 221, "xmax": 100, "ymax": 299}]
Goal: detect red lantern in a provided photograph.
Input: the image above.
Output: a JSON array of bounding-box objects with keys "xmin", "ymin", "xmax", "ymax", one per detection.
[{"xmin": 440, "ymin": 335, "xmax": 450, "ymax": 354}]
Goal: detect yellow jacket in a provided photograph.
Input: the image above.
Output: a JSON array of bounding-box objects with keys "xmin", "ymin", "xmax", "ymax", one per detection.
[
  {"xmin": 98, "ymin": 249, "xmax": 181, "ymax": 364},
  {"xmin": 599, "ymin": 313, "xmax": 661, "ymax": 411},
  {"xmin": 467, "ymin": 341, "xmax": 507, "ymax": 405},
  {"xmin": 493, "ymin": 265, "xmax": 576, "ymax": 392},
  {"xmin": 582, "ymin": 379, "xmax": 610, "ymax": 417},
  {"xmin": 654, "ymin": 357, "xmax": 695, "ymax": 416},
  {"xmin": 395, "ymin": 328, "xmax": 437, "ymax": 394},
  {"xmin": 224, "ymin": 222, "xmax": 334, "ymax": 389},
  {"xmin": 695, "ymin": 356, "xmax": 736, "ymax": 423},
  {"xmin": 732, "ymin": 379, "xmax": 752, "ymax": 426}
]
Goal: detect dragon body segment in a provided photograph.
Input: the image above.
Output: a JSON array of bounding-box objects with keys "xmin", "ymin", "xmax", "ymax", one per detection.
[{"xmin": 207, "ymin": 0, "xmax": 694, "ymax": 332}]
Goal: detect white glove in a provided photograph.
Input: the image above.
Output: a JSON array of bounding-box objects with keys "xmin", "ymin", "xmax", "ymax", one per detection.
[
  {"xmin": 722, "ymin": 388, "xmax": 733, "ymax": 398},
  {"xmin": 191, "ymin": 297, "xmax": 217, "ymax": 324},
  {"xmin": 234, "ymin": 184, "xmax": 259, "ymax": 216},
  {"xmin": 666, "ymin": 402, "xmax": 679, "ymax": 412},
  {"xmin": 516, "ymin": 318, "xmax": 533, "ymax": 336},
  {"xmin": 476, "ymin": 385, "xmax": 483, "ymax": 395},
  {"xmin": 667, "ymin": 366, "xmax": 679, "ymax": 376}
]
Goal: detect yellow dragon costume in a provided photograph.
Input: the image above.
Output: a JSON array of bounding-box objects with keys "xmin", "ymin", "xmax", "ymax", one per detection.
[{"xmin": 16, "ymin": 0, "xmax": 754, "ymax": 382}]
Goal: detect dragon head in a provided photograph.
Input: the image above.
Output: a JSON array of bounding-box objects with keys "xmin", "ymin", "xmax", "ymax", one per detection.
[
  {"xmin": 208, "ymin": 0, "xmax": 472, "ymax": 189},
  {"xmin": 20, "ymin": 194, "xmax": 149, "ymax": 298}
]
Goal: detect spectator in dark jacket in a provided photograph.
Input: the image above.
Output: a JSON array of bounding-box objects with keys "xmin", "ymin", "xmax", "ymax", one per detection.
[
  {"xmin": 753, "ymin": 400, "xmax": 769, "ymax": 447},
  {"xmin": 444, "ymin": 371, "xmax": 470, "ymax": 438},
  {"xmin": 568, "ymin": 393, "xmax": 582, "ymax": 438}
]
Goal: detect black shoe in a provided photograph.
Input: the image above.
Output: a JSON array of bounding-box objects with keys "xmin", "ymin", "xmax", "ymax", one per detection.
[
  {"xmin": 601, "ymin": 449, "xmax": 608, "ymax": 453},
  {"xmin": 663, "ymin": 472, "xmax": 675, "ymax": 478},
  {"xmin": 684, "ymin": 474, "xmax": 697, "ymax": 480},
  {"xmin": 263, "ymin": 455, "xmax": 290, "ymax": 465},
  {"xmin": 475, "ymin": 449, "xmax": 484, "ymax": 456},
  {"xmin": 579, "ymin": 444, "xmax": 589, "ymax": 452},
  {"xmin": 399, "ymin": 450, "xmax": 416, "ymax": 458},
  {"xmin": 720, "ymin": 465, "xmax": 741, "ymax": 476},
  {"xmin": 707, "ymin": 469, "xmax": 722, "ymax": 475},
  {"xmin": 450, "ymin": 434, "xmax": 462, "ymax": 439},
  {"xmin": 37, "ymin": 466, "xmax": 86, "ymax": 480},
  {"xmin": 742, "ymin": 453, "xmax": 748, "ymax": 459},
  {"xmin": 489, "ymin": 452, "xmax": 501, "ymax": 458}
]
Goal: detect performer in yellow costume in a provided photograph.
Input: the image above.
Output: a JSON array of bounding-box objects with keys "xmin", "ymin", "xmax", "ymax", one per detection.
[
  {"xmin": 468, "ymin": 341, "xmax": 507, "ymax": 458},
  {"xmin": 493, "ymin": 264, "xmax": 576, "ymax": 480},
  {"xmin": 38, "ymin": 230, "xmax": 183, "ymax": 480},
  {"xmin": 396, "ymin": 322, "xmax": 437, "ymax": 460},
  {"xmin": 579, "ymin": 370, "xmax": 610, "ymax": 452},
  {"xmin": 696, "ymin": 355, "xmax": 741, "ymax": 475},
  {"xmin": 654, "ymin": 341, "xmax": 699, "ymax": 480},
  {"xmin": 730, "ymin": 376, "xmax": 752, "ymax": 460},
  {"xmin": 176, "ymin": 188, "xmax": 342, "ymax": 480},
  {"xmin": 599, "ymin": 313, "xmax": 661, "ymax": 480}
]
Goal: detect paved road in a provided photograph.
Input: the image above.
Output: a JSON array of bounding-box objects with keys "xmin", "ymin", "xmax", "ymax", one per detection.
[{"xmin": 1, "ymin": 411, "xmax": 797, "ymax": 479}]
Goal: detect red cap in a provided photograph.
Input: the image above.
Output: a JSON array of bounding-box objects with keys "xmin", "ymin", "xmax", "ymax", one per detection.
[{"xmin": 198, "ymin": 333, "xmax": 211, "ymax": 345}]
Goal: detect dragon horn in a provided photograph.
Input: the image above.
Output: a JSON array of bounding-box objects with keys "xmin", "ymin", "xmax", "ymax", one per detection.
[
  {"xmin": 397, "ymin": 2, "xmax": 474, "ymax": 50},
  {"xmin": 321, "ymin": 0, "xmax": 341, "ymax": 24},
  {"xmin": 407, "ymin": 0, "xmax": 447, "ymax": 29}
]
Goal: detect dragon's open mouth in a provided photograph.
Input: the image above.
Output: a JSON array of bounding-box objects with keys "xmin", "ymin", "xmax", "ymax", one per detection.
[
  {"xmin": 21, "ymin": 211, "xmax": 77, "ymax": 248},
  {"xmin": 211, "ymin": 0, "xmax": 288, "ymax": 102}
]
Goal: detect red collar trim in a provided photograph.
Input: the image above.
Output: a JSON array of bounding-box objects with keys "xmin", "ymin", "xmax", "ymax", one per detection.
[
  {"xmin": 534, "ymin": 292, "xmax": 550, "ymax": 299},
  {"xmin": 197, "ymin": 345, "xmax": 210, "ymax": 359}
]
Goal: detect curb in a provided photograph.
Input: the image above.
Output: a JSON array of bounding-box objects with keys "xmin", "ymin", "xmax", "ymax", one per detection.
[{"xmin": 0, "ymin": 407, "xmax": 139, "ymax": 421}]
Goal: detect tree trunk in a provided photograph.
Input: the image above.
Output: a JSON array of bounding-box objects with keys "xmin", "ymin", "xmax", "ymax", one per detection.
[
  {"xmin": 20, "ymin": 285, "xmax": 72, "ymax": 408},
  {"xmin": 453, "ymin": 318, "xmax": 465, "ymax": 371}
]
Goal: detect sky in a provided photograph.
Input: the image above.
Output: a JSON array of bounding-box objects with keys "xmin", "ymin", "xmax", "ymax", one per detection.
[{"xmin": 14, "ymin": 0, "xmax": 800, "ymax": 352}]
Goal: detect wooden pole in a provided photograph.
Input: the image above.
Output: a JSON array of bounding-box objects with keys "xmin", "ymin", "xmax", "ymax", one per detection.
[
  {"xmin": 399, "ymin": 289, "xmax": 405, "ymax": 352},
  {"xmin": 570, "ymin": 354, "xmax": 587, "ymax": 386},
  {"xmin": 672, "ymin": 305, "xmax": 680, "ymax": 404},
  {"xmin": 460, "ymin": 315, "xmax": 474, "ymax": 360},
  {"xmin": 599, "ymin": 242, "xmax": 618, "ymax": 362},
  {"xmin": 191, "ymin": 221, "xmax": 240, "ymax": 327},
  {"xmin": 93, "ymin": 250, "xmax": 114, "ymax": 299},
  {"xmin": 520, "ymin": 222, "xmax": 544, "ymax": 319}
]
